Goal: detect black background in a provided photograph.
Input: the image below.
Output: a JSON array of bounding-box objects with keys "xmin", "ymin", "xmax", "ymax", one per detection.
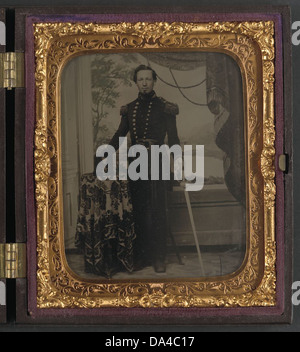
[{"xmin": 0, "ymin": 0, "xmax": 299, "ymax": 333}]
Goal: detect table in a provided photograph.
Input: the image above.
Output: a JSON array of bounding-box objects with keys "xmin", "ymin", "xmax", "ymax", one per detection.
[{"xmin": 75, "ymin": 173, "xmax": 136, "ymax": 278}]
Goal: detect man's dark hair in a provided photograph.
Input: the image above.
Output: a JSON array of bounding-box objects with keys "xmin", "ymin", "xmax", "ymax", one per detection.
[{"xmin": 133, "ymin": 65, "xmax": 157, "ymax": 83}]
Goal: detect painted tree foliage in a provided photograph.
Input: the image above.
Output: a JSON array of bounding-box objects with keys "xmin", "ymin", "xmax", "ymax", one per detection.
[{"xmin": 91, "ymin": 54, "xmax": 139, "ymax": 151}]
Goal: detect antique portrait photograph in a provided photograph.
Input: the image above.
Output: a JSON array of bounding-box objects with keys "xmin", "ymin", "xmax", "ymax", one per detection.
[
  {"xmin": 60, "ymin": 51, "xmax": 246, "ymax": 281},
  {"xmin": 0, "ymin": 1, "xmax": 292, "ymax": 329},
  {"xmin": 30, "ymin": 15, "xmax": 284, "ymax": 315}
]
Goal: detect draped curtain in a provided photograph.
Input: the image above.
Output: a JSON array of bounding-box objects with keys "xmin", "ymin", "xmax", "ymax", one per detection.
[
  {"xmin": 143, "ymin": 52, "xmax": 206, "ymax": 71},
  {"xmin": 143, "ymin": 52, "xmax": 245, "ymax": 204},
  {"xmin": 205, "ymin": 53, "xmax": 245, "ymax": 205}
]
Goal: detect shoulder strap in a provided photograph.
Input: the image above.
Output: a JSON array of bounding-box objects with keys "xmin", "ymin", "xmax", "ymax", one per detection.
[{"xmin": 159, "ymin": 97, "xmax": 179, "ymax": 115}]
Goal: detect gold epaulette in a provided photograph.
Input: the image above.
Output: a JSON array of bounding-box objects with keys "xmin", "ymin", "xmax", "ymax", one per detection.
[{"xmin": 160, "ymin": 97, "xmax": 179, "ymax": 115}]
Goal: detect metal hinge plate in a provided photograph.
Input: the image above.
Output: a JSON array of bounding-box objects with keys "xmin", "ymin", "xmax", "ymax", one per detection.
[
  {"xmin": 0, "ymin": 52, "xmax": 24, "ymax": 89},
  {"xmin": 0, "ymin": 243, "xmax": 26, "ymax": 279},
  {"xmin": 279, "ymin": 154, "xmax": 288, "ymax": 172}
]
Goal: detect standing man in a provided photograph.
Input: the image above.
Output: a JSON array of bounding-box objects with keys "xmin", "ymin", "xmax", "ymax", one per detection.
[{"xmin": 108, "ymin": 64, "xmax": 180, "ymax": 273}]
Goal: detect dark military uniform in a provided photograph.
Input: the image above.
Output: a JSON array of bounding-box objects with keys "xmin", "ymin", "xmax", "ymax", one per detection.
[{"xmin": 109, "ymin": 90, "xmax": 180, "ymax": 271}]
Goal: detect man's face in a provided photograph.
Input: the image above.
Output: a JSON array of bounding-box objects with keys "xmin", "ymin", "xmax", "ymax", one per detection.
[{"xmin": 136, "ymin": 70, "xmax": 155, "ymax": 95}]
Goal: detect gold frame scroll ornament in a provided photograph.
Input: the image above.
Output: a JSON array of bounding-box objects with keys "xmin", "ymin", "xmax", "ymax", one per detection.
[{"xmin": 33, "ymin": 21, "xmax": 276, "ymax": 309}]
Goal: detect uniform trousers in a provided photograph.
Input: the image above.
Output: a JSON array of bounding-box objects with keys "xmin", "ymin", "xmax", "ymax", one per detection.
[{"xmin": 130, "ymin": 178, "xmax": 168, "ymax": 268}]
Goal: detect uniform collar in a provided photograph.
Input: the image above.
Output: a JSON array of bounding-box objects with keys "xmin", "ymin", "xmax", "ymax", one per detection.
[{"xmin": 138, "ymin": 90, "xmax": 156, "ymax": 102}]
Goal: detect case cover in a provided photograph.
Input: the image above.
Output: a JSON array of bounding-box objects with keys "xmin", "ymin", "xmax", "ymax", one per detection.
[{"xmin": 0, "ymin": 5, "xmax": 292, "ymax": 326}]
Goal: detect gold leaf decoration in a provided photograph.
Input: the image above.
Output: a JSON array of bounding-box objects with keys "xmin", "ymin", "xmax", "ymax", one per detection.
[{"xmin": 34, "ymin": 21, "xmax": 276, "ymax": 309}]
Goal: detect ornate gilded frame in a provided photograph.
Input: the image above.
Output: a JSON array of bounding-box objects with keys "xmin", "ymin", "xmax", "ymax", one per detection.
[{"xmin": 33, "ymin": 20, "xmax": 277, "ymax": 310}]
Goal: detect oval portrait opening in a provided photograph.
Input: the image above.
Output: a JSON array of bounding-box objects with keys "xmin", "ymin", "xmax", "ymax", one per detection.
[{"xmin": 60, "ymin": 52, "xmax": 247, "ymax": 281}]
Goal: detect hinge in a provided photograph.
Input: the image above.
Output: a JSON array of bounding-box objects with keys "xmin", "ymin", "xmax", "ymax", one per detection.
[
  {"xmin": 0, "ymin": 243, "xmax": 26, "ymax": 279},
  {"xmin": 0, "ymin": 52, "xmax": 24, "ymax": 89},
  {"xmin": 279, "ymin": 154, "xmax": 288, "ymax": 173}
]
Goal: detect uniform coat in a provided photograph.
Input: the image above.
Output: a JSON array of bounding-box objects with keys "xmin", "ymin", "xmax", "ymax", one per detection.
[{"xmin": 109, "ymin": 90, "xmax": 180, "ymax": 269}]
